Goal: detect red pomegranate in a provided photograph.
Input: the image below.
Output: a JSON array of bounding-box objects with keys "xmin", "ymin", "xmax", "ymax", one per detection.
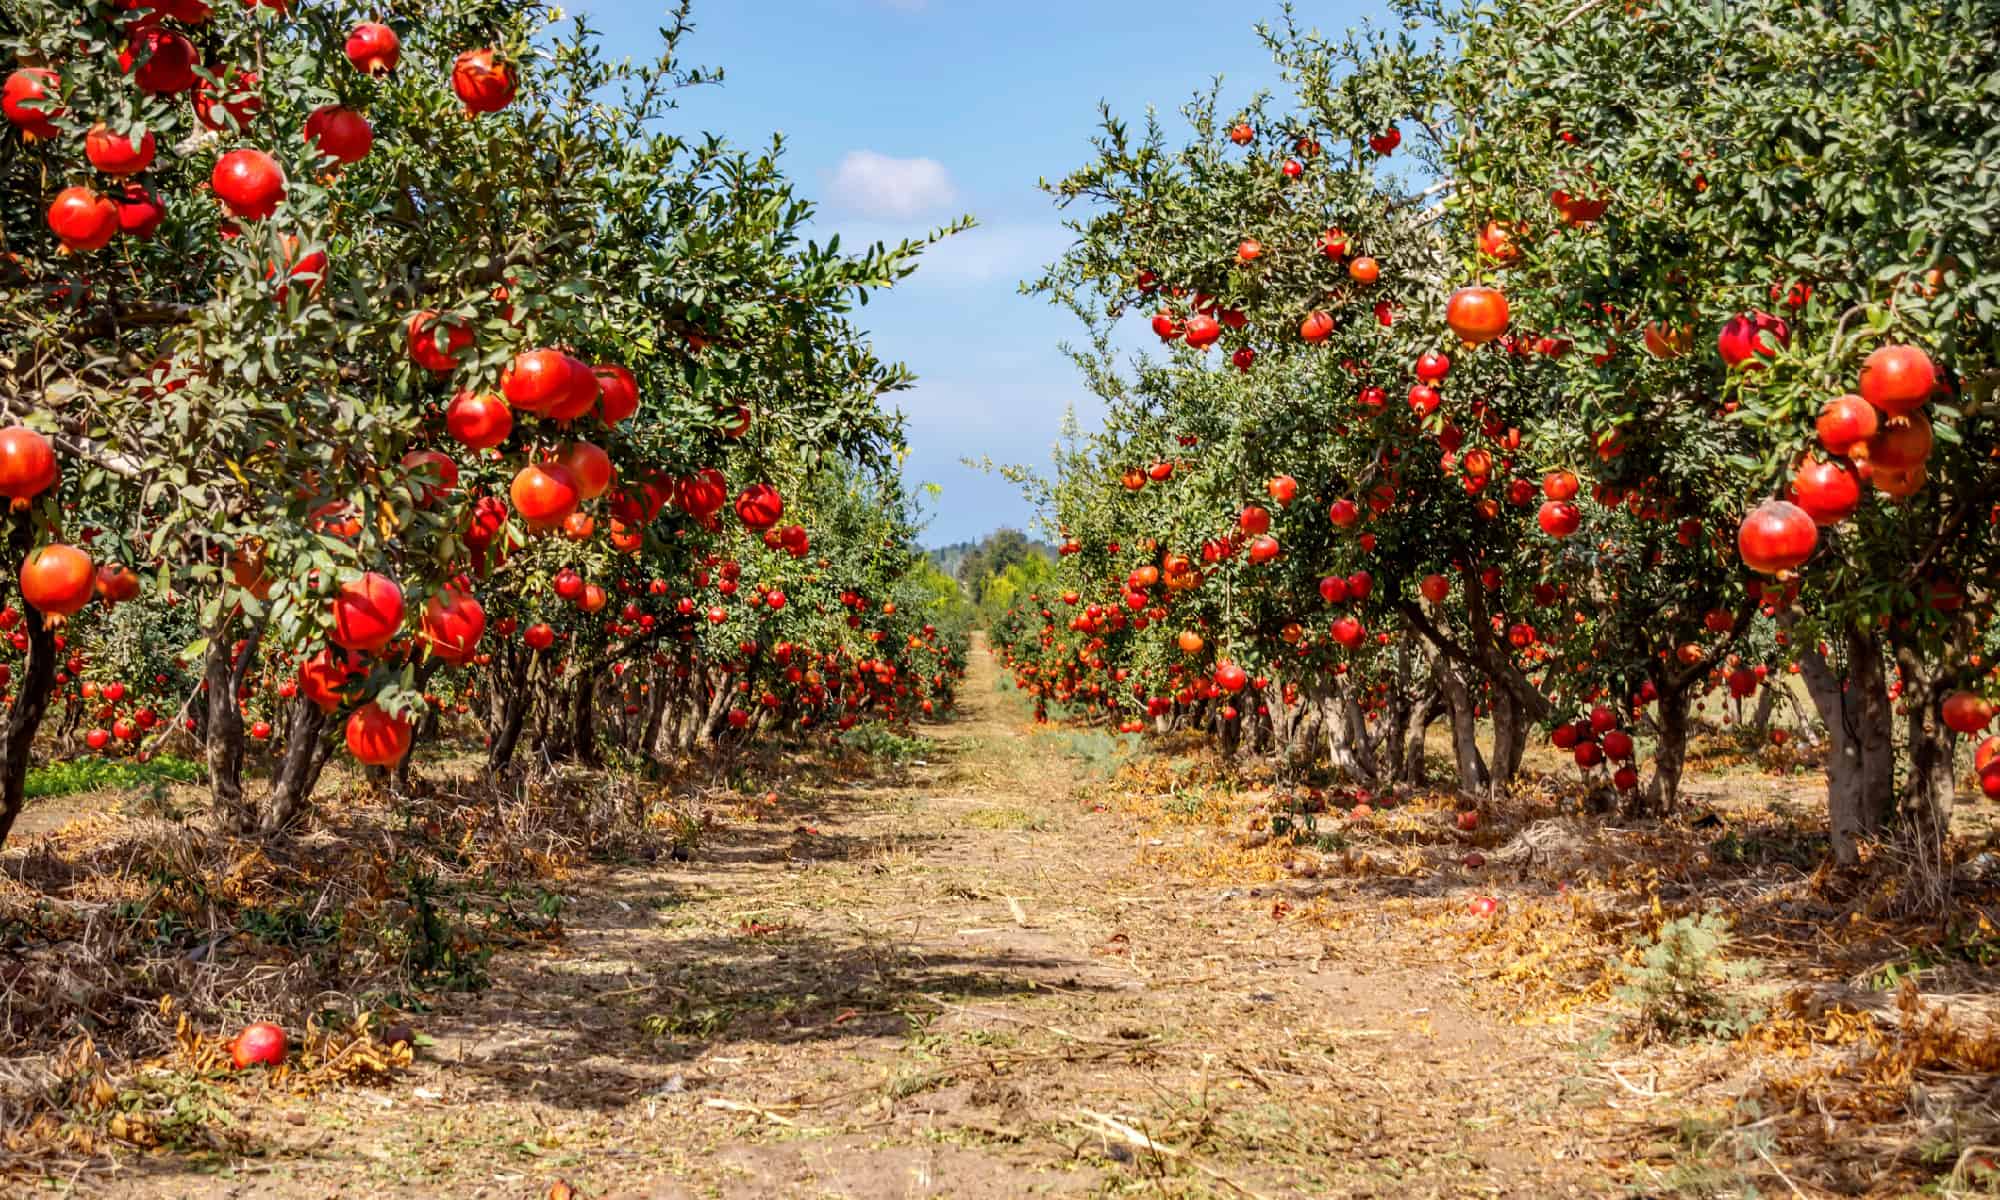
[
  {"xmin": 1537, "ymin": 500, "xmax": 1580, "ymax": 538},
  {"xmin": 230, "ymin": 1022, "xmax": 287, "ymax": 1070},
  {"xmin": 329, "ymin": 572, "xmax": 404, "ymax": 653},
  {"xmin": 1183, "ymin": 313, "xmax": 1221, "ymax": 349},
  {"xmin": 1331, "ymin": 616, "xmax": 1365, "ymax": 649},
  {"xmin": 406, "ymin": 310, "xmax": 472, "ymax": 373},
  {"xmin": 445, "ymin": 390, "xmax": 512, "ymax": 451},
  {"xmin": 300, "ymin": 648, "xmax": 356, "ymax": 711},
  {"xmin": 452, "ymin": 49, "xmax": 516, "ymax": 114},
  {"xmin": 47, "ymin": 186, "xmax": 119, "ymax": 251},
  {"xmin": 1445, "ymin": 286, "xmax": 1509, "ymax": 345},
  {"xmin": 1300, "ymin": 310, "xmax": 1334, "ymax": 343},
  {"xmin": 523, "ymin": 623, "xmax": 556, "ymax": 651},
  {"xmin": 0, "ymin": 426, "xmax": 58, "ymax": 506},
  {"xmin": 511, "ymin": 461, "xmax": 581, "ymax": 528},
  {"xmin": 3, "ymin": 68, "xmax": 63, "ymax": 139},
  {"xmin": 345, "ymin": 701, "xmax": 411, "ymax": 766},
  {"xmin": 1419, "ymin": 574, "xmax": 1449, "ymax": 603},
  {"xmin": 1736, "ymin": 500, "xmax": 1817, "ymax": 575},
  {"xmin": 557, "ymin": 441, "xmax": 613, "ymax": 500},
  {"xmin": 1942, "ymin": 691, "xmax": 1994, "ymax": 736},
  {"xmin": 304, "ymin": 105, "xmax": 372, "ymax": 164},
  {"xmin": 211, "ymin": 149, "xmax": 286, "ymax": 219},
  {"xmin": 1246, "ymin": 535, "xmax": 1280, "ymax": 563},
  {"xmin": 594, "ymin": 365, "xmax": 639, "ymax": 423},
  {"xmin": 399, "ymin": 449, "xmax": 459, "ymax": 506},
  {"xmin": 676, "ymin": 468, "xmax": 728, "ymax": 518},
  {"xmin": 1214, "ymin": 663, "xmax": 1248, "ymax": 693},
  {"xmin": 545, "ymin": 355, "xmax": 600, "ymax": 422},
  {"xmin": 1864, "ymin": 410, "xmax": 1932, "ymax": 471},
  {"xmin": 193, "ymin": 68, "xmax": 262, "ymax": 131},
  {"xmin": 115, "ymin": 183, "xmax": 166, "ymax": 239},
  {"xmin": 122, "ymin": 26, "xmax": 199, "ymax": 94},
  {"xmin": 502, "ymin": 348, "xmax": 572, "ymax": 413},
  {"xmin": 84, "ymin": 123, "xmax": 156, "ymax": 175},
  {"xmin": 1858, "ymin": 344, "xmax": 1935, "ymax": 416},
  {"xmin": 420, "ymin": 587, "xmax": 486, "ymax": 664},
  {"xmin": 1716, "ymin": 311, "xmax": 1789, "ymax": 369},
  {"xmin": 344, "ymin": 22, "xmax": 401, "ymax": 74},
  {"xmin": 1816, "ymin": 394, "xmax": 1877, "ymax": 456},
  {"xmin": 1789, "ymin": 457, "xmax": 1861, "ymax": 526},
  {"xmin": 20, "ymin": 543, "xmax": 94, "ymax": 617},
  {"xmin": 735, "ymin": 483, "xmax": 784, "ymax": 530}
]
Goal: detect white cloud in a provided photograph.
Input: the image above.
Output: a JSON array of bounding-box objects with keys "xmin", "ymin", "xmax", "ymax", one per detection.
[{"xmin": 828, "ymin": 150, "xmax": 959, "ymax": 220}]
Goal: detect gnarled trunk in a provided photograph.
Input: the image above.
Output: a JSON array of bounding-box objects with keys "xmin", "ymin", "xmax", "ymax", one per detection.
[{"xmin": 0, "ymin": 527, "xmax": 59, "ymax": 851}]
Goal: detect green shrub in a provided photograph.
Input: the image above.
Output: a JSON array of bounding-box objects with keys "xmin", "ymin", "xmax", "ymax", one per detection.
[
  {"xmin": 1615, "ymin": 913, "xmax": 1765, "ymax": 1042},
  {"xmin": 25, "ymin": 756, "xmax": 202, "ymax": 800}
]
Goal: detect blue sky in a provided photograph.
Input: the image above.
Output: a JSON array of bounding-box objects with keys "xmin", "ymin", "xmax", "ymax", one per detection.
[{"xmin": 580, "ymin": 0, "xmax": 1381, "ymax": 546}]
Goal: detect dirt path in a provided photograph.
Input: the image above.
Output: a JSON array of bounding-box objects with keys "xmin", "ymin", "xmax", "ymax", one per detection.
[{"xmin": 106, "ymin": 637, "xmax": 1638, "ymax": 1199}]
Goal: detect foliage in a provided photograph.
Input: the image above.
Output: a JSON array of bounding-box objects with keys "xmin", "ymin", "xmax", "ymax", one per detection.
[
  {"xmin": 24, "ymin": 755, "xmax": 202, "ymax": 800},
  {"xmin": 1614, "ymin": 914, "xmax": 1765, "ymax": 1043}
]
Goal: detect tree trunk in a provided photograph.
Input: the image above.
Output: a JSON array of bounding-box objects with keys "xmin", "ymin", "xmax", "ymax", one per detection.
[
  {"xmin": 203, "ymin": 607, "xmax": 267, "ymax": 835},
  {"xmin": 569, "ymin": 675, "xmax": 600, "ymax": 766},
  {"xmin": 0, "ymin": 533, "xmax": 59, "ymax": 852},
  {"xmin": 1437, "ymin": 659, "xmax": 1489, "ymax": 793},
  {"xmin": 1796, "ymin": 623, "xmax": 1892, "ymax": 865},
  {"xmin": 1643, "ymin": 683, "xmax": 1694, "ymax": 814},
  {"xmin": 260, "ymin": 694, "xmax": 331, "ymax": 833}
]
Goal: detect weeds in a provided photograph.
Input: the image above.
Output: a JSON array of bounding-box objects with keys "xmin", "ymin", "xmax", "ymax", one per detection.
[
  {"xmin": 1615, "ymin": 914, "xmax": 1765, "ymax": 1042},
  {"xmin": 24, "ymin": 755, "xmax": 202, "ymax": 800}
]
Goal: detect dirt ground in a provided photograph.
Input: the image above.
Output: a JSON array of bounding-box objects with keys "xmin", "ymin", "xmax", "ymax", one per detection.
[{"xmin": 12, "ymin": 638, "xmax": 1998, "ymax": 1199}]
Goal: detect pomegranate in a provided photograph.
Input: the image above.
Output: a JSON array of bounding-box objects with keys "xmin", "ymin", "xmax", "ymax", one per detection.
[
  {"xmin": 399, "ymin": 449, "xmax": 459, "ymax": 506},
  {"xmin": 1858, "ymin": 344, "xmax": 1935, "ymax": 416},
  {"xmin": 1789, "ymin": 457, "xmax": 1861, "ymax": 526},
  {"xmin": 420, "ymin": 588, "xmax": 486, "ymax": 664},
  {"xmin": 1736, "ymin": 500, "xmax": 1817, "ymax": 575},
  {"xmin": 406, "ymin": 310, "xmax": 471, "ymax": 373},
  {"xmin": 557, "ymin": 441, "xmax": 613, "ymax": 500},
  {"xmin": 193, "ymin": 68, "xmax": 262, "ymax": 131},
  {"xmin": 1816, "ymin": 394, "xmax": 1877, "ymax": 456},
  {"xmin": 304, "ymin": 105, "xmax": 372, "ymax": 164},
  {"xmin": 230, "ymin": 1022, "xmax": 287, "ymax": 1069},
  {"xmin": 735, "ymin": 483, "xmax": 784, "ymax": 530},
  {"xmin": 511, "ymin": 461, "xmax": 581, "ymax": 528},
  {"xmin": 1348, "ymin": 256, "xmax": 1380, "ymax": 285},
  {"xmin": 84, "ymin": 123, "xmax": 156, "ymax": 175},
  {"xmin": 211, "ymin": 149, "xmax": 286, "ymax": 219},
  {"xmin": 524, "ymin": 623, "xmax": 556, "ymax": 651},
  {"xmin": 300, "ymin": 648, "xmax": 356, "ymax": 711},
  {"xmin": 1942, "ymin": 691, "xmax": 1993, "ymax": 736},
  {"xmin": 1300, "ymin": 311, "xmax": 1334, "ymax": 343},
  {"xmin": 452, "ymin": 49, "xmax": 516, "ymax": 114},
  {"xmin": 1214, "ymin": 663, "xmax": 1248, "ymax": 693},
  {"xmin": 1445, "ymin": 286, "xmax": 1509, "ymax": 345},
  {"xmin": 1537, "ymin": 500, "xmax": 1580, "ymax": 538},
  {"xmin": 594, "ymin": 365, "xmax": 638, "ymax": 423},
  {"xmin": 20, "ymin": 543, "xmax": 95, "ymax": 617},
  {"xmin": 446, "ymin": 390, "xmax": 512, "ymax": 450},
  {"xmin": 345, "ymin": 701, "xmax": 412, "ymax": 766},
  {"xmin": 0, "ymin": 426, "xmax": 59, "ymax": 505},
  {"xmin": 122, "ymin": 26, "xmax": 199, "ymax": 94},
  {"xmin": 47, "ymin": 186, "xmax": 119, "ymax": 251},
  {"xmin": 1183, "ymin": 313, "xmax": 1221, "ymax": 348},
  {"xmin": 1716, "ymin": 311, "xmax": 1789, "ymax": 369},
  {"xmin": 344, "ymin": 22, "xmax": 401, "ymax": 74},
  {"xmin": 502, "ymin": 348, "xmax": 572, "ymax": 413},
  {"xmin": 115, "ymin": 183, "xmax": 166, "ymax": 239},
  {"xmin": 1864, "ymin": 410, "xmax": 1932, "ymax": 471},
  {"xmin": 329, "ymin": 572, "xmax": 404, "ymax": 653},
  {"xmin": 3, "ymin": 68, "xmax": 63, "ymax": 139}
]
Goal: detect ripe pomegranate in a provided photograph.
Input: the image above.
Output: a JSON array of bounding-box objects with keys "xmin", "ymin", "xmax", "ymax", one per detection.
[
  {"xmin": 1348, "ymin": 256, "xmax": 1380, "ymax": 285},
  {"xmin": 502, "ymin": 348, "xmax": 572, "ymax": 413},
  {"xmin": 0, "ymin": 426, "xmax": 59, "ymax": 506},
  {"xmin": 47, "ymin": 186, "xmax": 119, "ymax": 251},
  {"xmin": 1736, "ymin": 500, "xmax": 1817, "ymax": 575},
  {"xmin": 1300, "ymin": 311, "xmax": 1334, "ymax": 343},
  {"xmin": 594, "ymin": 365, "xmax": 639, "ymax": 423},
  {"xmin": 304, "ymin": 105, "xmax": 372, "ymax": 164},
  {"xmin": 1419, "ymin": 574, "xmax": 1449, "ymax": 603},
  {"xmin": 330, "ymin": 572, "xmax": 404, "ymax": 653},
  {"xmin": 1716, "ymin": 311, "xmax": 1789, "ymax": 369},
  {"xmin": 1331, "ymin": 616, "xmax": 1365, "ymax": 648},
  {"xmin": 211, "ymin": 149, "xmax": 286, "ymax": 219},
  {"xmin": 1477, "ymin": 220, "xmax": 1519, "ymax": 264},
  {"xmin": 20, "ymin": 543, "xmax": 94, "ymax": 617},
  {"xmin": 445, "ymin": 390, "xmax": 512, "ymax": 451},
  {"xmin": 1214, "ymin": 663, "xmax": 1248, "ymax": 693},
  {"xmin": 1858, "ymin": 344, "xmax": 1935, "ymax": 416},
  {"xmin": 122, "ymin": 26, "xmax": 199, "ymax": 94},
  {"xmin": 1266, "ymin": 475, "xmax": 1298, "ymax": 506},
  {"xmin": 420, "ymin": 587, "xmax": 486, "ymax": 664},
  {"xmin": 556, "ymin": 441, "xmax": 614, "ymax": 501},
  {"xmin": 85, "ymin": 124, "xmax": 156, "ymax": 175},
  {"xmin": 399, "ymin": 449, "xmax": 459, "ymax": 506},
  {"xmin": 346, "ymin": 701, "xmax": 412, "ymax": 766},
  {"xmin": 406, "ymin": 310, "xmax": 471, "ymax": 373},
  {"xmin": 1445, "ymin": 286, "xmax": 1509, "ymax": 345},
  {"xmin": 452, "ymin": 49, "xmax": 516, "ymax": 114},
  {"xmin": 1537, "ymin": 500, "xmax": 1580, "ymax": 538},
  {"xmin": 230, "ymin": 1023, "xmax": 287, "ymax": 1069},
  {"xmin": 1864, "ymin": 410, "xmax": 1932, "ymax": 471},
  {"xmin": 735, "ymin": 483, "xmax": 784, "ymax": 530},
  {"xmin": 1368, "ymin": 127, "xmax": 1400, "ymax": 154},
  {"xmin": 3, "ymin": 68, "xmax": 63, "ymax": 139},
  {"xmin": 344, "ymin": 22, "xmax": 401, "ymax": 74},
  {"xmin": 511, "ymin": 461, "xmax": 581, "ymax": 528},
  {"xmin": 1790, "ymin": 457, "xmax": 1861, "ymax": 526},
  {"xmin": 1183, "ymin": 313, "xmax": 1221, "ymax": 348},
  {"xmin": 1943, "ymin": 691, "xmax": 1994, "ymax": 735},
  {"xmin": 114, "ymin": 183, "xmax": 166, "ymax": 239},
  {"xmin": 1816, "ymin": 394, "xmax": 1877, "ymax": 455},
  {"xmin": 546, "ymin": 355, "xmax": 600, "ymax": 421},
  {"xmin": 1246, "ymin": 535, "xmax": 1280, "ymax": 563},
  {"xmin": 524, "ymin": 623, "xmax": 556, "ymax": 651},
  {"xmin": 193, "ymin": 67, "xmax": 262, "ymax": 131}
]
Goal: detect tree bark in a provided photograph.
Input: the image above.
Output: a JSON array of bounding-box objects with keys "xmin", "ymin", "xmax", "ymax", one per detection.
[
  {"xmin": 261, "ymin": 694, "xmax": 331, "ymax": 833},
  {"xmin": 0, "ymin": 525, "xmax": 59, "ymax": 852},
  {"xmin": 203, "ymin": 606, "xmax": 267, "ymax": 834}
]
